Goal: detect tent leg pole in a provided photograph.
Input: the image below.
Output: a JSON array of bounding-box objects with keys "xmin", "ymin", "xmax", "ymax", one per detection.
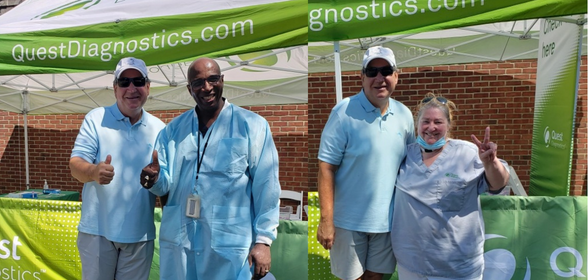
[
  {"xmin": 24, "ymin": 112, "xmax": 29, "ymax": 190},
  {"xmin": 22, "ymin": 89, "xmax": 30, "ymax": 191},
  {"xmin": 334, "ymin": 41, "xmax": 343, "ymax": 103}
]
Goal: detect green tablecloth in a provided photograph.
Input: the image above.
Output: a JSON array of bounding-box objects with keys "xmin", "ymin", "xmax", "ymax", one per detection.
[{"xmin": 0, "ymin": 189, "xmax": 80, "ymax": 201}]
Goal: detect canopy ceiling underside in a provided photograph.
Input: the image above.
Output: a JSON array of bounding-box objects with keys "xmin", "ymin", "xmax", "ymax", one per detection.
[
  {"xmin": 0, "ymin": 46, "xmax": 309, "ymax": 114},
  {"xmin": 309, "ymin": 18, "xmax": 588, "ymax": 73}
]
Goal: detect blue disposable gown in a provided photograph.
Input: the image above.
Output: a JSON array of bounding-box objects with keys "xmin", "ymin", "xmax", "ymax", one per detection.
[{"xmin": 149, "ymin": 101, "xmax": 281, "ymax": 279}]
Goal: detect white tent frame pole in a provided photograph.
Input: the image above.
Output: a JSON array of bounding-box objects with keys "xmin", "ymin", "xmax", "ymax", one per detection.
[
  {"xmin": 567, "ymin": 16, "xmax": 585, "ymax": 192},
  {"xmin": 549, "ymin": 16, "xmax": 587, "ymax": 25},
  {"xmin": 22, "ymin": 90, "xmax": 30, "ymax": 190},
  {"xmin": 334, "ymin": 41, "xmax": 343, "ymax": 103}
]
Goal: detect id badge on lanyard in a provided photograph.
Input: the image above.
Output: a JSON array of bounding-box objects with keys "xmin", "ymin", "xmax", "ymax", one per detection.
[
  {"xmin": 186, "ymin": 193, "xmax": 201, "ymax": 219},
  {"xmin": 186, "ymin": 126, "xmax": 212, "ymax": 219}
]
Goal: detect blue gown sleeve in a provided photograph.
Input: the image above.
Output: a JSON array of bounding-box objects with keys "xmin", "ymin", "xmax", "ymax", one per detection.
[
  {"xmin": 150, "ymin": 128, "xmax": 172, "ymax": 197},
  {"xmin": 249, "ymin": 120, "xmax": 281, "ymax": 244}
]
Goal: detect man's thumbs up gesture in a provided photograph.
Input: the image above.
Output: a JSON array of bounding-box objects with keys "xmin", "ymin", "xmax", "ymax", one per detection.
[
  {"xmin": 96, "ymin": 154, "xmax": 115, "ymax": 185},
  {"xmin": 140, "ymin": 151, "xmax": 160, "ymax": 189}
]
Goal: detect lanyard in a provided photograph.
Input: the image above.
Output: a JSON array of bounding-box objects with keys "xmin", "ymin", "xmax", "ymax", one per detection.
[{"xmin": 196, "ymin": 126, "xmax": 214, "ymax": 181}]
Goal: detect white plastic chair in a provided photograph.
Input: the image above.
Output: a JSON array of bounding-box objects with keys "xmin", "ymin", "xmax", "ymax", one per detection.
[
  {"xmin": 486, "ymin": 165, "xmax": 527, "ymax": 196},
  {"xmin": 279, "ymin": 190, "xmax": 304, "ymax": 220},
  {"xmin": 507, "ymin": 165, "xmax": 527, "ymax": 196}
]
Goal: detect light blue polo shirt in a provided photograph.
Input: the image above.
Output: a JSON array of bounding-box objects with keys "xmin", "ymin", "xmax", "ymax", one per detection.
[
  {"xmin": 318, "ymin": 90, "xmax": 415, "ymax": 232},
  {"xmin": 71, "ymin": 103, "xmax": 165, "ymax": 243}
]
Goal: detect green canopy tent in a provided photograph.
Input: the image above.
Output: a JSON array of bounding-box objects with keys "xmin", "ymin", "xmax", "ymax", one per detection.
[
  {"xmin": 0, "ymin": 0, "xmax": 308, "ymax": 189},
  {"xmin": 308, "ymin": 0, "xmax": 586, "ymax": 42},
  {"xmin": 306, "ymin": 1, "xmax": 587, "ymax": 279}
]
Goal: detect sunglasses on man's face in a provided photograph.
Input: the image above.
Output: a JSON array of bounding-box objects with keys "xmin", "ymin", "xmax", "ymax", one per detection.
[
  {"xmin": 363, "ymin": 66, "xmax": 395, "ymax": 78},
  {"xmin": 190, "ymin": 75, "xmax": 223, "ymax": 90},
  {"xmin": 117, "ymin": 77, "xmax": 147, "ymax": 88},
  {"xmin": 422, "ymin": 96, "xmax": 448, "ymax": 104}
]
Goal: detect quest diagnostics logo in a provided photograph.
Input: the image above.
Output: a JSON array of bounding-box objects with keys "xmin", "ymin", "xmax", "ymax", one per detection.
[
  {"xmin": 543, "ymin": 126, "xmax": 567, "ymax": 149},
  {"xmin": 1, "ymin": 235, "xmax": 47, "ymax": 279},
  {"xmin": 225, "ymin": 50, "xmax": 293, "ymax": 73},
  {"xmin": 309, "ymin": 0, "xmax": 487, "ymax": 32},
  {"xmin": 12, "ymin": 1, "xmax": 257, "ymax": 63},
  {"xmin": 220, "ymin": 50, "xmax": 305, "ymax": 83},
  {"xmin": 32, "ymin": 0, "xmax": 102, "ymax": 20},
  {"xmin": 484, "ymin": 234, "xmax": 585, "ymax": 279}
]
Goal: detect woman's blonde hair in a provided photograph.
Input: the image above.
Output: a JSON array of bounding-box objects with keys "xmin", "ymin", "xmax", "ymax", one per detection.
[{"xmin": 415, "ymin": 92, "xmax": 457, "ymax": 137}]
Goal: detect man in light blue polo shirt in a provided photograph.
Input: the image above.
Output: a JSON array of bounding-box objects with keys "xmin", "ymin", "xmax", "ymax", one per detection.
[
  {"xmin": 317, "ymin": 46, "xmax": 415, "ymax": 280},
  {"xmin": 70, "ymin": 57, "xmax": 165, "ymax": 280}
]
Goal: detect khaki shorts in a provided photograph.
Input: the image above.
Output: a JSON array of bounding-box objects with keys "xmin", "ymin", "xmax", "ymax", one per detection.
[
  {"xmin": 330, "ymin": 227, "xmax": 396, "ymax": 280},
  {"xmin": 77, "ymin": 232, "xmax": 154, "ymax": 280}
]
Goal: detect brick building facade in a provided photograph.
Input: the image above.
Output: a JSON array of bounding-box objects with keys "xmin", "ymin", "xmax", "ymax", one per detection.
[{"xmin": 0, "ymin": 104, "xmax": 308, "ymax": 200}]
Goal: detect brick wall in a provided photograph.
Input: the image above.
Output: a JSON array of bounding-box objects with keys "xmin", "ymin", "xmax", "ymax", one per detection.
[
  {"xmin": 309, "ymin": 57, "xmax": 587, "ymax": 196},
  {"xmin": 0, "ymin": 104, "xmax": 308, "ymax": 200}
]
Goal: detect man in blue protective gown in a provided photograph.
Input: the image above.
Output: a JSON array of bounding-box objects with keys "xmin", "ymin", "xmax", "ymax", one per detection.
[{"xmin": 140, "ymin": 57, "xmax": 281, "ymax": 280}]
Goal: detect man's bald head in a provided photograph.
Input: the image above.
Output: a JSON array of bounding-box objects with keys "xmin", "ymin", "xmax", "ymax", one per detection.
[{"xmin": 188, "ymin": 58, "xmax": 221, "ymax": 81}]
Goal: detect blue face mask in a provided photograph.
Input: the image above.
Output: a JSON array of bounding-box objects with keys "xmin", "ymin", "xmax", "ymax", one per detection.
[{"xmin": 417, "ymin": 135, "xmax": 446, "ymax": 151}]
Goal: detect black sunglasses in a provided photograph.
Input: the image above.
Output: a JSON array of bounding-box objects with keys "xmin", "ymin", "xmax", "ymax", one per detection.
[
  {"xmin": 422, "ymin": 96, "xmax": 448, "ymax": 104},
  {"xmin": 117, "ymin": 77, "xmax": 147, "ymax": 88},
  {"xmin": 190, "ymin": 75, "xmax": 223, "ymax": 90},
  {"xmin": 363, "ymin": 66, "xmax": 395, "ymax": 78}
]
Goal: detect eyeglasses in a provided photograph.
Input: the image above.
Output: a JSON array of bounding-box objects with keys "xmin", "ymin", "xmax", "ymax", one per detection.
[
  {"xmin": 363, "ymin": 66, "xmax": 394, "ymax": 78},
  {"xmin": 117, "ymin": 77, "xmax": 147, "ymax": 88},
  {"xmin": 422, "ymin": 96, "xmax": 448, "ymax": 104},
  {"xmin": 190, "ymin": 75, "xmax": 223, "ymax": 90}
]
